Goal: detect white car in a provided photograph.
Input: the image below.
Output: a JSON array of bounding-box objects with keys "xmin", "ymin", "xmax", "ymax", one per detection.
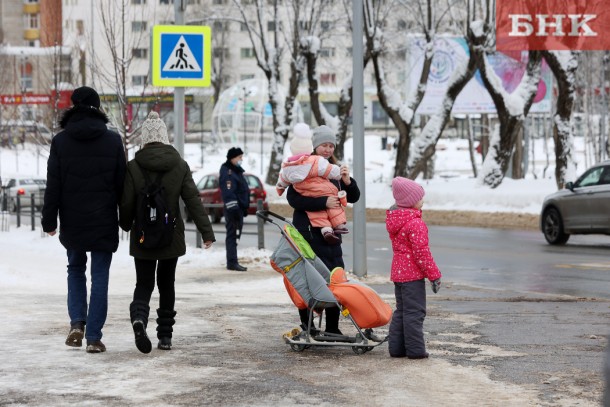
[{"xmin": 2, "ymin": 175, "xmax": 46, "ymax": 212}]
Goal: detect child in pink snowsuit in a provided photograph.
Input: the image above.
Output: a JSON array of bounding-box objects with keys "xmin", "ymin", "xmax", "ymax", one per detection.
[
  {"xmin": 277, "ymin": 123, "xmax": 347, "ymax": 243},
  {"xmin": 386, "ymin": 177, "xmax": 442, "ymax": 359}
]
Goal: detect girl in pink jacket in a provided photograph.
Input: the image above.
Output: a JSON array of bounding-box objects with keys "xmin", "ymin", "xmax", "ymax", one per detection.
[{"xmin": 385, "ymin": 177, "xmax": 442, "ymax": 359}]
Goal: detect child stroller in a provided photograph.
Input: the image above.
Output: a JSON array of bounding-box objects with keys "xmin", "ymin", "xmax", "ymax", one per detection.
[{"xmin": 258, "ymin": 210, "xmax": 391, "ymax": 354}]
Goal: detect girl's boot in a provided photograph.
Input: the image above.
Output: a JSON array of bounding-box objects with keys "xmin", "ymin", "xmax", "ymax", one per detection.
[
  {"xmin": 156, "ymin": 309, "xmax": 177, "ymax": 350},
  {"xmin": 130, "ymin": 300, "xmax": 152, "ymax": 354}
]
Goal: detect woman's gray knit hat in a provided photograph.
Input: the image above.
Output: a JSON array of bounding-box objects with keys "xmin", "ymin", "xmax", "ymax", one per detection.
[
  {"xmin": 140, "ymin": 111, "xmax": 169, "ymax": 146},
  {"xmin": 312, "ymin": 125, "xmax": 337, "ymax": 149}
]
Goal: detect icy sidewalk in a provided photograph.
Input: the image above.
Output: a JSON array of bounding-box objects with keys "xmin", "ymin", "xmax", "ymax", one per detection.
[{"xmin": 0, "ymin": 229, "xmax": 544, "ymax": 406}]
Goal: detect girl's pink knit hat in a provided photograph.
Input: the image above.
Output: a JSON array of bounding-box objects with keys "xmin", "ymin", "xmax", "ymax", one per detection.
[{"xmin": 392, "ymin": 177, "xmax": 425, "ymax": 208}]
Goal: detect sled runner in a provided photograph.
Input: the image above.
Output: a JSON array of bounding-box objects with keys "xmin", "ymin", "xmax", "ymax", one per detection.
[{"xmin": 257, "ymin": 210, "xmax": 391, "ymax": 354}]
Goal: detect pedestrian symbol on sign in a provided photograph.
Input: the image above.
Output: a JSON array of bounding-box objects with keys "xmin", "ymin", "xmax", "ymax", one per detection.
[
  {"xmin": 163, "ymin": 36, "xmax": 201, "ymax": 72},
  {"xmin": 152, "ymin": 25, "xmax": 211, "ymax": 87}
]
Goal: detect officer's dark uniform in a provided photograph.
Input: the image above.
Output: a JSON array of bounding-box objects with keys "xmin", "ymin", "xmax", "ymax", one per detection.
[{"xmin": 219, "ymin": 147, "xmax": 250, "ymax": 271}]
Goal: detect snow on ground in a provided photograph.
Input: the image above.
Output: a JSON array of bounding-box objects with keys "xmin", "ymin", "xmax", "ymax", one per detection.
[{"xmin": 0, "ymin": 134, "xmax": 599, "ymax": 406}]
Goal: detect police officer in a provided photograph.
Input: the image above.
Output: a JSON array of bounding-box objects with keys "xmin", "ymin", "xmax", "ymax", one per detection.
[{"xmin": 219, "ymin": 147, "xmax": 250, "ymax": 271}]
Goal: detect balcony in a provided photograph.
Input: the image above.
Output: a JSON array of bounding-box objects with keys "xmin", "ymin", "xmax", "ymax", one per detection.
[
  {"xmin": 24, "ymin": 29, "xmax": 39, "ymax": 41},
  {"xmin": 23, "ymin": 3, "xmax": 40, "ymax": 14}
]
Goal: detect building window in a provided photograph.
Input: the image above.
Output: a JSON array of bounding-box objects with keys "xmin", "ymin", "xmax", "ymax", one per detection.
[
  {"xmin": 241, "ymin": 74, "xmax": 255, "ymax": 80},
  {"xmin": 160, "ymin": 0, "xmax": 173, "ymax": 3},
  {"xmin": 320, "ymin": 21, "xmax": 331, "ymax": 32},
  {"xmin": 320, "ymin": 73, "xmax": 336, "ymax": 85},
  {"xmin": 213, "ymin": 21, "xmax": 224, "ymax": 31},
  {"xmin": 397, "ymin": 19, "xmax": 407, "ymax": 30},
  {"xmin": 132, "ymin": 0, "xmax": 146, "ymax": 4},
  {"xmin": 267, "ymin": 21, "xmax": 275, "ymax": 31},
  {"xmin": 322, "ymin": 101, "xmax": 338, "ymax": 116},
  {"xmin": 372, "ymin": 101, "xmax": 389, "ymax": 125},
  {"xmin": 213, "ymin": 48, "xmax": 230, "ymax": 59},
  {"xmin": 25, "ymin": 14, "xmax": 39, "ymax": 29},
  {"xmin": 132, "ymin": 21, "xmax": 147, "ymax": 32},
  {"xmin": 133, "ymin": 48, "xmax": 148, "ymax": 59},
  {"xmin": 213, "ymin": 0, "xmax": 226, "ymax": 4},
  {"xmin": 240, "ymin": 22, "xmax": 248, "ymax": 32},
  {"xmin": 240, "ymin": 48, "xmax": 255, "ymax": 58},
  {"xmin": 132, "ymin": 75, "xmax": 147, "ymax": 86},
  {"xmin": 299, "ymin": 20, "xmax": 310, "ymax": 31},
  {"xmin": 20, "ymin": 62, "xmax": 33, "ymax": 92},
  {"xmin": 319, "ymin": 48, "xmax": 335, "ymax": 58}
]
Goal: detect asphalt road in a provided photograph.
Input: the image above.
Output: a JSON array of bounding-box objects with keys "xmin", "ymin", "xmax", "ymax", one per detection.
[
  {"xmin": 189, "ymin": 218, "xmax": 610, "ymax": 405},
  {"xmin": 191, "ymin": 218, "xmax": 610, "ymax": 300}
]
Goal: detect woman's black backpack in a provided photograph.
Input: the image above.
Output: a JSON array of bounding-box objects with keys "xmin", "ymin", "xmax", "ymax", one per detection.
[{"xmin": 134, "ymin": 165, "xmax": 175, "ymax": 249}]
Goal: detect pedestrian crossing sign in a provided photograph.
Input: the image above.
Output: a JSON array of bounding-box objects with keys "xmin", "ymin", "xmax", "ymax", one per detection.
[{"xmin": 152, "ymin": 25, "xmax": 211, "ymax": 87}]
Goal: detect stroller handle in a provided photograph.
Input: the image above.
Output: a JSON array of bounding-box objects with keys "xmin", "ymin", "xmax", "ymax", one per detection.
[{"xmin": 256, "ymin": 209, "xmax": 287, "ymax": 224}]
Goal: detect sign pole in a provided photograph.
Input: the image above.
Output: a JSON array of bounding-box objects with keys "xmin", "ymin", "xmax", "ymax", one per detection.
[
  {"xmin": 174, "ymin": 0, "xmax": 186, "ymax": 158},
  {"xmin": 352, "ymin": 0, "xmax": 367, "ymax": 278}
]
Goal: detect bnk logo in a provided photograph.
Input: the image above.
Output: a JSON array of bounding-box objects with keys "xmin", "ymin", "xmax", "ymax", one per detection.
[{"xmin": 496, "ymin": 0, "xmax": 610, "ymax": 50}]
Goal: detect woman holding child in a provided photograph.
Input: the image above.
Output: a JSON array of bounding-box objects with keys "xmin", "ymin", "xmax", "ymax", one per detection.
[{"xmin": 285, "ymin": 124, "xmax": 360, "ymax": 335}]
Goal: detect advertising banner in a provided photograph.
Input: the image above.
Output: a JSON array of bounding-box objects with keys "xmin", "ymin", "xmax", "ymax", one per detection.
[{"xmin": 407, "ymin": 36, "xmax": 552, "ymax": 114}]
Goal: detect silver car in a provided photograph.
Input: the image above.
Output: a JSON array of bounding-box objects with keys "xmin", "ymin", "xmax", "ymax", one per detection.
[
  {"xmin": 2, "ymin": 175, "xmax": 46, "ymax": 212},
  {"xmin": 540, "ymin": 160, "xmax": 610, "ymax": 244}
]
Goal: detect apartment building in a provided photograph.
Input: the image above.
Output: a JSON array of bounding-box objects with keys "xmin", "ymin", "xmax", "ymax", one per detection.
[
  {"xmin": 0, "ymin": 0, "xmax": 438, "ymax": 132},
  {"xmin": 0, "ymin": 0, "xmax": 71, "ymax": 125}
]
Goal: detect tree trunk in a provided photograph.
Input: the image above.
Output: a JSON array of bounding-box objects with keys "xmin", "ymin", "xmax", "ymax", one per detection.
[
  {"xmin": 407, "ymin": 31, "xmax": 483, "ymax": 179},
  {"xmin": 542, "ymin": 51, "xmax": 578, "ymax": 189},
  {"xmin": 478, "ymin": 51, "xmax": 542, "ymax": 188}
]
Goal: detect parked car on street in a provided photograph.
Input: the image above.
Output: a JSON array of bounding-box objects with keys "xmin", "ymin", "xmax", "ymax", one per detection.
[
  {"xmin": 2, "ymin": 175, "xmax": 46, "ymax": 212},
  {"xmin": 195, "ymin": 172, "xmax": 269, "ymax": 223},
  {"xmin": 540, "ymin": 160, "xmax": 610, "ymax": 245}
]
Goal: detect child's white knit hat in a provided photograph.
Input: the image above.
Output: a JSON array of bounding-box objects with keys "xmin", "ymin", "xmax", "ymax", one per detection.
[{"xmin": 290, "ymin": 123, "xmax": 313, "ymax": 155}]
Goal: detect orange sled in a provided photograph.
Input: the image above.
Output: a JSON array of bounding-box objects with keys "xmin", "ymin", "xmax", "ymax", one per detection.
[{"xmin": 261, "ymin": 210, "xmax": 389, "ymax": 354}]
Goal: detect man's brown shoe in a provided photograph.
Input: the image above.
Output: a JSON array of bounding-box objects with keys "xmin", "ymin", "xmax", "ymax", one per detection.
[
  {"xmin": 65, "ymin": 324, "xmax": 84, "ymax": 347},
  {"xmin": 86, "ymin": 340, "xmax": 106, "ymax": 353}
]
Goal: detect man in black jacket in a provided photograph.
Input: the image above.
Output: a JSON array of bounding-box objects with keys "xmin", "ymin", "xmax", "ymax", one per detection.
[
  {"xmin": 42, "ymin": 86, "xmax": 126, "ymax": 354},
  {"xmin": 219, "ymin": 147, "xmax": 250, "ymax": 271}
]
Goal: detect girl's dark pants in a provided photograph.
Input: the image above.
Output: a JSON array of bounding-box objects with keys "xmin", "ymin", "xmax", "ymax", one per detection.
[
  {"xmin": 132, "ymin": 258, "xmax": 178, "ymax": 309},
  {"xmin": 388, "ymin": 279, "xmax": 427, "ymax": 357}
]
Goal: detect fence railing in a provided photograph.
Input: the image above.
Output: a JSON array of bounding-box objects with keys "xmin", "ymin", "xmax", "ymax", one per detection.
[
  {"xmin": 0, "ymin": 191, "xmax": 39, "ymax": 232},
  {"xmin": 2, "ymin": 194, "xmax": 269, "ymax": 250},
  {"xmin": 188, "ymin": 199, "xmax": 266, "ymax": 249}
]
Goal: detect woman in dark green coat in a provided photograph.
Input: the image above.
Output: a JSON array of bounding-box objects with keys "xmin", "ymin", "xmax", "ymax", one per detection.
[{"xmin": 119, "ymin": 111, "xmax": 215, "ymax": 354}]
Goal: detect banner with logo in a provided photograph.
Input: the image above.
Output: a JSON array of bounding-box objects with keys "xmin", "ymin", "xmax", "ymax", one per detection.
[{"xmin": 407, "ymin": 36, "xmax": 552, "ymax": 114}]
